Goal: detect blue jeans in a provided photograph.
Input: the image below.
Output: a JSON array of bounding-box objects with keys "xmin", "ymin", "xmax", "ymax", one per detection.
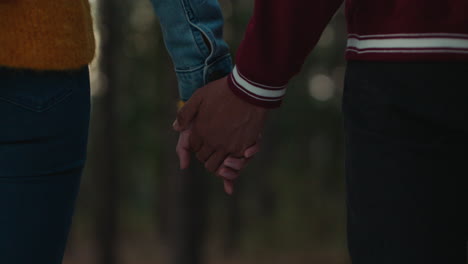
[{"xmin": 0, "ymin": 67, "xmax": 91, "ymax": 263}]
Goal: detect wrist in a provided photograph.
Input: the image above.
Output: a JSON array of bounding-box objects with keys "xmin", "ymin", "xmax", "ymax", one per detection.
[{"xmin": 227, "ymin": 66, "xmax": 286, "ymax": 109}]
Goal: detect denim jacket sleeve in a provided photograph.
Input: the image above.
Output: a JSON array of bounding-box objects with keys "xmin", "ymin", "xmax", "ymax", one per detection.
[{"xmin": 150, "ymin": 0, "xmax": 233, "ymax": 101}]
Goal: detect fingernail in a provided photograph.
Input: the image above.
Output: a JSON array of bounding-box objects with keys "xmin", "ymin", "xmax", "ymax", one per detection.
[{"xmin": 224, "ymin": 183, "xmax": 233, "ymax": 195}]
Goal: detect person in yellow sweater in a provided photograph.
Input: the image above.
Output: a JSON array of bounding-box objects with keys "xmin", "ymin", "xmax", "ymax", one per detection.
[
  {"xmin": 0, "ymin": 2, "xmax": 96, "ymax": 263},
  {"xmin": 0, "ymin": 0, "xmax": 253, "ymax": 263}
]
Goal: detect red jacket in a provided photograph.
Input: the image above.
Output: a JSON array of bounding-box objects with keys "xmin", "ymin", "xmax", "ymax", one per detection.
[{"xmin": 228, "ymin": 0, "xmax": 468, "ymax": 108}]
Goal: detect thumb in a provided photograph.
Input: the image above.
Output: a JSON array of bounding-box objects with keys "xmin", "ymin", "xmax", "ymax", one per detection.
[{"xmin": 174, "ymin": 91, "xmax": 203, "ymax": 131}]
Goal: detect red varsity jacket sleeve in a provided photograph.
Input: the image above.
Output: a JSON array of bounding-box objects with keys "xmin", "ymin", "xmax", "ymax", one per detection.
[{"xmin": 227, "ymin": 0, "xmax": 344, "ymax": 108}]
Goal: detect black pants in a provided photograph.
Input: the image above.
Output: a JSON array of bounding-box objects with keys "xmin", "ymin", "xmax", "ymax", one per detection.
[{"xmin": 343, "ymin": 61, "xmax": 468, "ymax": 264}]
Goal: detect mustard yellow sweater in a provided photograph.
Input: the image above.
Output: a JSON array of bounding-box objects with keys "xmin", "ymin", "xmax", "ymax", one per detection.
[{"xmin": 0, "ymin": 0, "xmax": 95, "ymax": 70}]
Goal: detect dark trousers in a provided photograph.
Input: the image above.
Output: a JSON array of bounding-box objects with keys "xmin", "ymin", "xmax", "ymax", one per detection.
[
  {"xmin": 0, "ymin": 67, "xmax": 91, "ymax": 263},
  {"xmin": 343, "ymin": 61, "xmax": 468, "ymax": 264}
]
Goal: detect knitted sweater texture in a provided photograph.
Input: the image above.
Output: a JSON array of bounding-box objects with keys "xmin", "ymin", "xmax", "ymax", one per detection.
[{"xmin": 0, "ymin": 0, "xmax": 95, "ymax": 70}]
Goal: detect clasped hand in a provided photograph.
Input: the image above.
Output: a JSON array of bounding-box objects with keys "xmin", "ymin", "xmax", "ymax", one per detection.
[{"xmin": 173, "ymin": 77, "xmax": 268, "ymax": 195}]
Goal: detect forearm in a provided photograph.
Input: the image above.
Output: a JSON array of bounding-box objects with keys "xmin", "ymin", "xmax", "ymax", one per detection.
[
  {"xmin": 150, "ymin": 0, "xmax": 232, "ymax": 101},
  {"xmin": 229, "ymin": 0, "xmax": 344, "ymax": 108}
]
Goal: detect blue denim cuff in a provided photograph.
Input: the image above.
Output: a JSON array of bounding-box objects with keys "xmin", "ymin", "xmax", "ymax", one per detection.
[{"xmin": 175, "ymin": 54, "xmax": 232, "ymax": 102}]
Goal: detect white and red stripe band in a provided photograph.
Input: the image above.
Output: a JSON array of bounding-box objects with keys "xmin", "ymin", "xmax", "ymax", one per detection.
[
  {"xmin": 346, "ymin": 33, "xmax": 468, "ymax": 54},
  {"xmin": 227, "ymin": 66, "xmax": 287, "ymax": 108}
]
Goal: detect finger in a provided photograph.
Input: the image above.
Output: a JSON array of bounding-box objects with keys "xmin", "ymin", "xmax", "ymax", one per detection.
[
  {"xmin": 173, "ymin": 119, "xmax": 182, "ymax": 131},
  {"xmin": 205, "ymin": 149, "xmax": 228, "ymax": 173},
  {"xmin": 196, "ymin": 144, "xmax": 215, "ymax": 163},
  {"xmin": 176, "ymin": 130, "xmax": 191, "ymax": 170},
  {"xmin": 174, "ymin": 92, "xmax": 203, "ymax": 131},
  {"xmin": 189, "ymin": 133, "xmax": 203, "ymax": 152},
  {"xmin": 244, "ymin": 142, "xmax": 261, "ymax": 158},
  {"xmin": 223, "ymin": 156, "xmax": 247, "ymax": 171},
  {"xmin": 224, "ymin": 180, "xmax": 234, "ymax": 195},
  {"xmin": 216, "ymin": 166, "xmax": 239, "ymax": 181}
]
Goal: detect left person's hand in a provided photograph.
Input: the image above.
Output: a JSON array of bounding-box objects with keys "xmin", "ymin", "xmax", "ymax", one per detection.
[{"xmin": 175, "ymin": 127, "xmax": 261, "ymax": 195}]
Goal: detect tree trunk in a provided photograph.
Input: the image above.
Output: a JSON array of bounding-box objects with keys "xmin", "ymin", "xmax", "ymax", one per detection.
[
  {"xmin": 92, "ymin": 1, "xmax": 121, "ymax": 263},
  {"xmin": 168, "ymin": 159, "xmax": 209, "ymax": 264}
]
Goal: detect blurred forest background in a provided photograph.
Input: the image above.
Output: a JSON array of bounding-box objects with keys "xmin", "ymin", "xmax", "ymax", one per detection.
[{"xmin": 64, "ymin": 0, "xmax": 349, "ymax": 263}]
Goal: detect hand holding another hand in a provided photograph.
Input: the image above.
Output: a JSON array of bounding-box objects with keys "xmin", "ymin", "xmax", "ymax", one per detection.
[{"xmin": 173, "ymin": 76, "xmax": 268, "ymax": 194}]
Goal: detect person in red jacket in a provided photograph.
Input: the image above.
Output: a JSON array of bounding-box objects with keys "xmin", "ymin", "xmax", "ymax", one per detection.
[{"xmin": 174, "ymin": 0, "xmax": 468, "ymax": 263}]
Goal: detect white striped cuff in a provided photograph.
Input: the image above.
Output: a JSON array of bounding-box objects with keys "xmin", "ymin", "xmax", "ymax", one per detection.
[
  {"xmin": 228, "ymin": 66, "xmax": 287, "ymax": 107},
  {"xmin": 347, "ymin": 33, "xmax": 468, "ymax": 54}
]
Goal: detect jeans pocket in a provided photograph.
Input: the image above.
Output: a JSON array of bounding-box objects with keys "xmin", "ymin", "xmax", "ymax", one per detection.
[{"xmin": 0, "ymin": 68, "xmax": 77, "ymax": 112}]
